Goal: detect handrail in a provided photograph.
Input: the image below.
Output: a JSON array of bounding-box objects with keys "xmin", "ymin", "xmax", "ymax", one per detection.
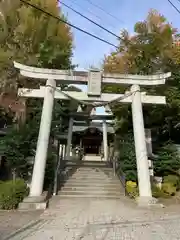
[
  {"xmin": 53, "ymin": 154, "xmax": 66, "ymax": 196},
  {"xmin": 53, "ymin": 147, "xmax": 83, "ymax": 196},
  {"xmin": 109, "ymin": 144, "xmax": 127, "ymax": 196}
]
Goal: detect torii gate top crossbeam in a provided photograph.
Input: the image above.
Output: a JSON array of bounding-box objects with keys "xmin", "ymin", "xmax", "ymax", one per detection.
[{"xmin": 14, "ymin": 62, "xmax": 171, "ymax": 86}]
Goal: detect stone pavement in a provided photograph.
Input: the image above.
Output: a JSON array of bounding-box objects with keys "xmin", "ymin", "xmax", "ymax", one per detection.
[
  {"xmin": 7, "ymin": 197, "xmax": 180, "ymax": 240},
  {"xmin": 0, "ymin": 210, "xmax": 42, "ymax": 240}
]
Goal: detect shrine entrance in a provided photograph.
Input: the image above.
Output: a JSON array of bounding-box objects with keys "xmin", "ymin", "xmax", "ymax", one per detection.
[
  {"xmin": 83, "ymin": 142, "xmax": 100, "ymax": 155},
  {"xmin": 72, "ymin": 121, "xmax": 114, "ymax": 161},
  {"xmin": 82, "ymin": 127, "xmax": 102, "ymax": 155}
]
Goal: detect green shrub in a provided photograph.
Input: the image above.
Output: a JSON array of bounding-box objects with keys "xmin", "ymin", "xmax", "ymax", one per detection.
[
  {"xmin": 163, "ymin": 175, "xmax": 179, "ymax": 187},
  {"xmin": 152, "ymin": 184, "xmax": 169, "ymax": 198},
  {"xmin": 44, "ymin": 152, "xmax": 56, "ymax": 190},
  {"xmin": 117, "ymin": 132, "xmax": 137, "ymax": 181},
  {"xmin": 162, "ymin": 182, "xmax": 176, "ymax": 196},
  {"xmin": 0, "ymin": 179, "xmax": 29, "ymax": 210},
  {"xmin": 126, "ymin": 181, "xmax": 139, "ymax": 198},
  {"xmin": 154, "ymin": 143, "xmax": 180, "ymax": 176}
]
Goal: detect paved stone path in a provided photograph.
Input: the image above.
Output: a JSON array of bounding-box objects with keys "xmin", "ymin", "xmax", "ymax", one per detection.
[
  {"xmin": 0, "ymin": 210, "xmax": 42, "ymax": 240},
  {"xmin": 8, "ymin": 197, "xmax": 180, "ymax": 240}
]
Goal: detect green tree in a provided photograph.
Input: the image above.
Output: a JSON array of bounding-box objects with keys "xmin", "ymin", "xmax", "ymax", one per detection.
[
  {"xmin": 0, "ymin": 125, "xmax": 35, "ymax": 180},
  {"xmin": 104, "ymin": 10, "xmax": 176, "ymax": 74},
  {"xmin": 0, "ymin": 0, "xmax": 74, "ymax": 131},
  {"xmin": 154, "ymin": 143, "xmax": 180, "ymax": 176},
  {"xmin": 117, "ymin": 132, "xmax": 137, "ymax": 181},
  {"xmin": 0, "ymin": 0, "xmax": 76, "ymax": 182},
  {"xmin": 103, "ymin": 10, "xmax": 180, "ymax": 178},
  {"xmin": 0, "ymin": 0, "xmax": 73, "ymax": 123},
  {"xmin": 103, "ymin": 9, "xmax": 180, "ymax": 140}
]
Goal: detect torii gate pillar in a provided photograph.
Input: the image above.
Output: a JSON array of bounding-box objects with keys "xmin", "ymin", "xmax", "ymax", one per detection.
[
  {"xmin": 102, "ymin": 120, "xmax": 108, "ymax": 161},
  {"xmin": 131, "ymin": 85, "xmax": 156, "ymax": 205},
  {"xmin": 29, "ymin": 79, "xmax": 56, "ymax": 199},
  {"xmin": 66, "ymin": 117, "xmax": 74, "ymax": 159}
]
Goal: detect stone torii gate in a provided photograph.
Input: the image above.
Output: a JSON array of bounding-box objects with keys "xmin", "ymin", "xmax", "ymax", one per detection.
[{"xmin": 14, "ymin": 62, "xmax": 171, "ymax": 208}]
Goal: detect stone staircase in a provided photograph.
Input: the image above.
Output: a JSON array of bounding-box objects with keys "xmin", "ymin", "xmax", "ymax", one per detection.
[
  {"xmin": 55, "ymin": 161, "xmax": 124, "ymax": 199},
  {"xmin": 83, "ymin": 155, "xmax": 102, "ymax": 161}
]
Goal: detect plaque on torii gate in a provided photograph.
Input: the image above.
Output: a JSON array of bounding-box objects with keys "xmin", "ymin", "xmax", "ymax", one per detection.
[
  {"xmin": 87, "ymin": 70, "xmax": 102, "ymax": 97},
  {"xmin": 14, "ymin": 61, "xmax": 171, "ymax": 207}
]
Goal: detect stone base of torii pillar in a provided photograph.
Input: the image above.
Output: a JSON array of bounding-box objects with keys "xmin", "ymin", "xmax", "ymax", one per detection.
[
  {"xmin": 19, "ymin": 196, "xmax": 47, "ymax": 210},
  {"xmin": 136, "ymin": 196, "xmax": 163, "ymax": 208}
]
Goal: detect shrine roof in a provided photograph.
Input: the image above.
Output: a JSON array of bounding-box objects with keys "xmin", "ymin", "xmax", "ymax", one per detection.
[{"xmin": 72, "ymin": 125, "xmax": 114, "ymax": 134}]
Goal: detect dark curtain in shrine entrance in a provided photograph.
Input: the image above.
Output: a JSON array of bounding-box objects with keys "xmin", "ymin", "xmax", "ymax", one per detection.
[{"xmin": 82, "ymin": 127, "xmax": 102, "ymax": 155}]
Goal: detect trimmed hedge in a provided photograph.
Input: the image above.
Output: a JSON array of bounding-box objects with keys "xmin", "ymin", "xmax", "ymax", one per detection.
[{"xmin": 0, "ymin": 179, "xmax": 29, "ymax": 210}]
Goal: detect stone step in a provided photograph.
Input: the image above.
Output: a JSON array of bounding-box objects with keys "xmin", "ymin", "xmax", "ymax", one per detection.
[
  {"xmin": 74, "ymin": 168, "xmax": 111, "ymax": 172},
  {"xmin": 73, "ymin": 169, "xmax": 113, "ymax": 173},
  {"xmin": 69, "ymin": 175, "xmax": 115, "ymax": 180},
  {"xmin": 62, "ymin": 182, "xmax": 122, "ymax": 188},
  {"xmin": 74, "ymin": 170, "xmax": 114, "ymax": 175},
  {"xmin": 68, "ymin": 179, "xmax": 114, "ymax": 183},
  {"xmin": 63, "ymin": 178, "xmax": 120, "ymax": 183},
  {"xmin": 58, "ymin": 194, "xmax": 122, "ymax": 199},
  {"xmin": 72, "ymin": 172, "xmax": 110, "ymax": 178},
  {"xmin": 75, "ymin": 167, "xmax": 112, "ymax": 171},
  {"xmin": 67, "ymin": 179, "xmax": 119, "ymax": 184},
  {"xmin": 65, "ymin": 161, "xmax": 111, "ymax": 168},
  {"xmin": 59, "ymin": 190, "xmax": 123, "ymax": 196},
  {"xmin": 71, "ymin": 173, "xmax": 114, "ymax": 179},
  {"xmin": 62, "ymin": 182, "xmax": 121, "ymax": 187},
  {"xmin": 65, "ymin": 172, "xmax": 117, "ymax": 177},
  {"xmin": 72, "ymin": 173, "xmax": 113, "ymax": 178},
  {"xmin": 63, "ymin": 176, "xmax": 120, "ymax": 182},
  {"xmin": 61, "ymin": 185, "xmax": 123, "ymax": 191},
  {"xmin": 66, "ymin": 160, "xmax": 108, "ymax": 164},
  {"xmin": 66, "ymin": 165, "xmax": 111, "ymax": 169},
  {"xmin": 83, "ymin": 156, "xmax": 102, "ymax": 161},
  {"xmin": 73, "ymin": 173, "xmax": 113, "ymax": 177},
  {"xmin": 72, "ymin": 170, "xmax": 110, "ymax": 173},
  {"xmin": 78, "ymin": 174, "xmax": 116, "ymax": 178}
]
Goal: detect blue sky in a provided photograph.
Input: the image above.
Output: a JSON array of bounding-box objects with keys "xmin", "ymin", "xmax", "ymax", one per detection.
[
  {"xmin": 61, "ymin": 0, "xmax": 180, "ymax": 68},
  {"xmin": 60, "ymin": 0, "xmax": 180, "ymax": 114}
]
